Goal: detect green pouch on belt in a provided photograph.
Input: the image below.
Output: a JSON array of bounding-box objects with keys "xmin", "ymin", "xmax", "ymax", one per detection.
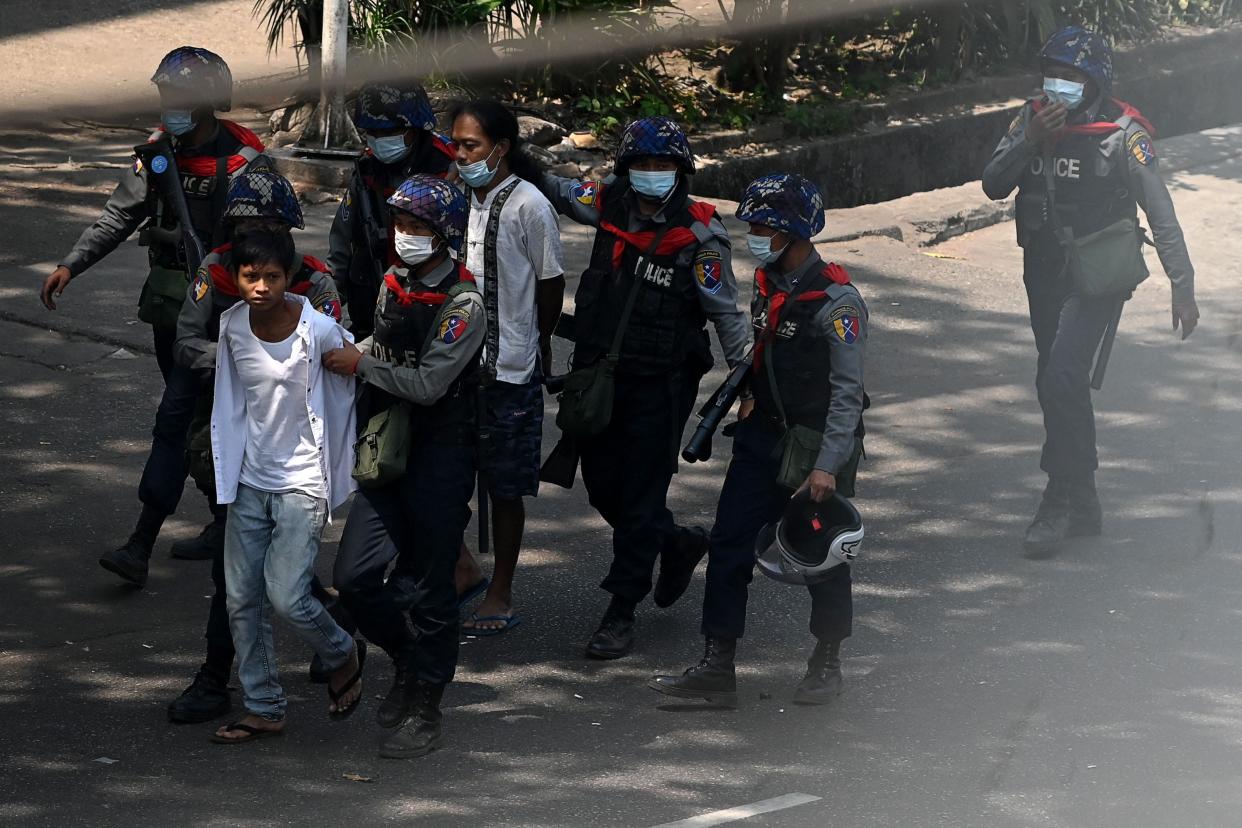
[
  {"xmin": 773, "ymin": 424, "xmax": 823, "ymax": 491},
  {"xmin": 556, "ymin": 357, "xmax": 617, "ymax": 438},
  {"xmin": 137, "ymin": 266, "xmax": 190, "ymax": 328},
  {"xmin": 1067, "ymin": 217, "xmax": 1150, "ymax": 298},
  {"xmin": 352, "ymin": 402, "xmax": 412, "ymax": 488}
]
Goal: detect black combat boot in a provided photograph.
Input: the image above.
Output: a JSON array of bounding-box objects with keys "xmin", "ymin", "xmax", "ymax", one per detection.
[
  {"xmin": 99, "ymin": 504, "xmax": 165, "ymax": 587},
  {"xmin": 653, "ymin": 525, "xmax": 710, "ymax": 608},
  {"xmin": 1066, "ymin": 474, "xmax": 1102, "ymax": 538},
  {"xmin": 167, "ymin": 670, "xmax": 232, "ymax": 723},
  {"xmin": 379, "ymin": 681, "xmax": 445, "ymax": 759},
  {"xmin": 375, "ymin": 650, "xmax": 418, "ymax": 729},
  {"xmin": 170, "ymin": 507, "xmax": 226, "ymax": 561},
  {"xmin": 648, "ymin": 637, "xmax": 738, "ymax": 707},
  {"xmin": 585, "ymin": 596, "xmax": 636, "ymax": 659},
  {"xmin": 793, "ymin": 639, "xmax": 844, "ymax": 705},
  {"xmin": 1023, "ymin": 477, "xmax": 1071, "ymax": 557}
]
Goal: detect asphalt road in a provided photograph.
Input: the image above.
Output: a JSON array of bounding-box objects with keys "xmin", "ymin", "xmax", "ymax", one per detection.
[{"xmin": 3, "ymin": 119, "xmax": 1242, "ymax": 827}]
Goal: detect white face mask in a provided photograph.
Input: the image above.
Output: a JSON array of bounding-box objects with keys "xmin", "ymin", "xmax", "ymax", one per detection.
[
  {"xmin": 394, "ymin": 231, "xmax": 439, "ymax": 266},
  {"xmin": 1043, "ymin": 77, "xmax": 1086, "ymax": 109}
]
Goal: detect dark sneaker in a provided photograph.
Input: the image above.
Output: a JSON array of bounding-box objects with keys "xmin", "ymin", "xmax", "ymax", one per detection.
[
  {"xmin": 1023, "ymin": 479, "xmax": 1071, "ymax": 558},
  {"xmin": 99, "ymin": 538, "xmax": 151, "ymax": 587},
  {"xmin": 170, "ymin": 520, "xmax": 225, "ymax": 561},
  {"xmin": 167, "ymin": 672, "xmax": 231, "ymax": 723},
  {"xmin": 653, "ymin": 526, "xmax": 709, "ymax": 608}
]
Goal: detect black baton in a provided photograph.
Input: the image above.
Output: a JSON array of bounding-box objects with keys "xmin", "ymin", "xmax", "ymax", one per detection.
[{"xmin": 1091, "ymin": 300, "xmax": 1125, "ymax": 391}]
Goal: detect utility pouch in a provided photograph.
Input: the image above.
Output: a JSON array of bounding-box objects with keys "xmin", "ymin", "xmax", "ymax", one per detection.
[
  {"xmin": 1065, "ymin": 217, "xmax": 1150, "ymax": 297},
  {"xmin": 773, "ymin": 424, "xmax": 823, "ymax": 491},
  {"xmin": 351, "ymin": 402, "xmax": 412, "ymax": 488},
  {"xmin": 555, "ymin": 356, "xmax": 618, "ymax": 438},
  {"xmin": 137, "ymin": 265, "xmax": 189, "ymax": 328}
]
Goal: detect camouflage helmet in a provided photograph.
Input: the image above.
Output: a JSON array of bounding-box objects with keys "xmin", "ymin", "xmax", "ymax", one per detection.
[
  {"xmin": 151, "ymin": 46, "xmax": 233, "ymax": 112},
  {"xmin": 386, "ymin": 174, "xmax": 469, "ymax": 252},
  {"xmin": 223, "ymin": 170, "xmax": 304, "ymax": 229},
  {"xmin": 1040, "ymin": 26, "xmax": 1114, "ymax": 92},
  {"xmin": 353, "ymin": 83, "xmax": 437, "ymax": 132},
  {"xmin": 616, "ymin": 116, "xmax": 695, "ymax": 175},
  {"xmin": 736, "ymin": 173, "xmax": 826, "ymax": 241}
]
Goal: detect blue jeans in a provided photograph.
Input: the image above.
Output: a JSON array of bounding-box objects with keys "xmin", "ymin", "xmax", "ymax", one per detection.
[{"xmin": 225, "ymin": 483, "xmax": 354, "ymax": 720}]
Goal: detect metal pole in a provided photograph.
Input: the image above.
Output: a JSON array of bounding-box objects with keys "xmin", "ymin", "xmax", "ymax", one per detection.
[{"xmin": 320, "ymin": 0, "xmax": 349, "ymax": 148}]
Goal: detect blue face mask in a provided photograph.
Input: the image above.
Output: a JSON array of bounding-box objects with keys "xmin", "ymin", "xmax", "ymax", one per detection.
[
  {"xmin": 162, "ymin": 110, "xmax": 196, "ymax": 136},
  {"xmin": 457, "ymin": 145, "xmax": 500, "ymax": 189},
  {"xmin": 368, "ymin": 134, "xmax": 412, "ymax": 165},
  {"xmin": 1043, "ymin": 77, "xmax": 1086, "ymax": 109},
  {"xmin": 745, "ymin": 232, "xmax": 785, "ymax": 265},
  {"xmin": 630, "ymin": 169, "xmax": 678, "ymax": 200}
]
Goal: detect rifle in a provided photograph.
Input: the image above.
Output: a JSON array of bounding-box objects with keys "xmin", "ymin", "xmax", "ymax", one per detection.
[
  {"xmin": 133, "ymin": 135, "xmax": 206, "ymax": 275},
  {"xmin": 1091, "ymin": 300, "xmax": 1124, "ymax": 391},
  {"xmin": 683, "ymin": 347, "xmax": 754, "ymax": 463},
  {"xmin": 352, "ymin": 158, "xmax": 389, "ymax": 284}
]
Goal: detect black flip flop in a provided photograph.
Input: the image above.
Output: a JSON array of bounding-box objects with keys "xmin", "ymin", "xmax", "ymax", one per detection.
[
  {"xmin": 328, "ymin": 639, "xmax": 367, "ymax": 721},
  {"xmin": 210, "ymin": 720, "xmax": 285, "ymax": 745}
]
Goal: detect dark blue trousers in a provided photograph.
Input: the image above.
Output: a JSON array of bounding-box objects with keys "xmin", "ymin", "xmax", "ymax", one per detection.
[
  {"xmin": 579, "ymin": 371, "xmax": 700, "ymax": 605},
  {"xmin": 138, "ymin": 324, "xmax": 200, "ymax": 517},
  {"xmin": 701, "ymin": 417, "xmax": 852, "ymax": 642},
  {"xmin": 335, "ymin": 441, "xmax": 475, "ymax": 685}
]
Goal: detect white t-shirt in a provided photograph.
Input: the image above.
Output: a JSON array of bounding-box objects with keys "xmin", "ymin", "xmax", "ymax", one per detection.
[
  {"xmin": 464, "ymin": 174, "xmax": 564, "ymax": 385},
  {"xmin": 227, "ymin": 306, "xmax": 326, "ymax": 499}
]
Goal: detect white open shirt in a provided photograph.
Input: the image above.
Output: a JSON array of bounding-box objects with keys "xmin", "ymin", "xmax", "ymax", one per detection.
[{"xmin": 211, "ymin": 293, "xmax": 358, "ymax": 515}]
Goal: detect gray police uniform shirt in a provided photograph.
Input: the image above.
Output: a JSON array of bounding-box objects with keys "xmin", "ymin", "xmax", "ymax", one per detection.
[
  {"xmin": 354, "ymin": 257, "xmax": 487, "ymax": 405},
  {"xmin": 760, "ymin": 252, "xmax": 868, "ymax": 475},
  {"xmin": 539, "ymin": 173, "xmax": 750, "ymax": 367},
  {"xmin": 981, "ymin": 98, "xmax": 1195, "ymax": 305},
  {"xmin": 58, "ymin": 124, "xmax": 265, "ymax": 279}
]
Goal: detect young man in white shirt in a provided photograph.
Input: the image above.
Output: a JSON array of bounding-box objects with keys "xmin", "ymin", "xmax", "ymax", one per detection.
[
  {"xmin": 208, "ymin": 227, "xmax": 363, "ymax": 743},
  {"xmin": 450, "ymin": 101, "xmax": 565, "ymax": 636}
]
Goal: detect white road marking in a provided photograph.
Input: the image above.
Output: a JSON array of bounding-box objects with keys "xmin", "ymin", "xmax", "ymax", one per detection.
[{"xmin": 649, "ymin": 793, "xmax": 822, "ymax": 828}]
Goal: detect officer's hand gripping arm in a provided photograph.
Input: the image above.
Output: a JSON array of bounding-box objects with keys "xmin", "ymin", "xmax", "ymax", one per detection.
[{"xmin": 354, "ymin": 292, "xmax": 487, "ymax": 405}]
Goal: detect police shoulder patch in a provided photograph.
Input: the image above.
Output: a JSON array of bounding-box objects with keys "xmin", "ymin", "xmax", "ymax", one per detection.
[
  {"xmin": 317, "ymin": 297, "xmax": 342, "ymax": 321},
  {"xmin": 1127, "ymin": 130, "xmax": 1155, "ymax": 166},
  {"xmin": 438, "ymin": 305, "xmax": 472, "ymax": 344},
  {"xmin": 831, "ymin": 306, "xmax": 861, "ymax": 344},
  {"xmin": 191, "ymin": 269, "xmax": 210, "ymax": 303},
  {"xmin": 693, "ymin": 250, "xmax": 724, "ymax": 295},
  {"xmin": 571, "ymin": 180, "xmax": 599, "ymax": 207}
]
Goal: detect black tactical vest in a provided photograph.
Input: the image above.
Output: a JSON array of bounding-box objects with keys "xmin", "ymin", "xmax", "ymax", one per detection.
[
  {"xmin": 1015, "ymin": 103, "xmax": 1136, "ymax": 247},
  {"xmin": 573, "ymin": 181, "xmax": 709, "ymax": 374},
  {"xmin": 368, "ymin": 263, "xmax": 481, "ymax": 442},
  {"xmin": 751, "ymin": 276, "xmax": 837, "ymax": 431}
]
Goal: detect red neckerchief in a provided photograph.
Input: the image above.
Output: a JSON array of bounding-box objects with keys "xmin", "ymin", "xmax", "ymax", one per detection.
[
  {"xmin": 1030, "ymin": 97, "xmax": 1156, "ymax": 138},
  {"xmin": 384, "ymin": 262, "xmax": 476, "ymax": 306},
  {"xmin": 753, "ymin": 262, "xmax": 851, "ymax": 363},
  {"xmin": 206, "ymin": 243, "xmax": 323, "ymax": 297},
  {"xmin": 595, "ymin": 187, "xmax": 718, "ymax": 269},
  {"xmin": 153, "ymin": 120, "xmax": 265, "ymax": 176}
]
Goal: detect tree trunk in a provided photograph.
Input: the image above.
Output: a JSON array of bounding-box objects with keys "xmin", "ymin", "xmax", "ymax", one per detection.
[{"xmin": 929, "ymin": 1, "xmax": 964, "ymax": 77}]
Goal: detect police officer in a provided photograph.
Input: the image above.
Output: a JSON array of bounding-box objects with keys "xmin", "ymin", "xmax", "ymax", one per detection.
[
  {"xmin": 39, "ymin": 47, "xmax": 267, "ymax": 585},
  {"xmin": 325, "ymin": 176, "xmax": 484, "ymax": 759},
  {"xmin": 649, "ymin": 174, "xmax": 867, "ymax": 707},
  {"xmin": 166, "ymin": 170, "xmax": 344, "ymax": 724},
  {"xmin": 982, "ymin": 27, "xmax": 1198, "ymax": 555},
  {"xmin": 539, "ymin": 117, "xmax": 749, "ymax": 659},
  {"xmin": 327, "ymin": 83, "xmax": 457, "ymax": 339}
]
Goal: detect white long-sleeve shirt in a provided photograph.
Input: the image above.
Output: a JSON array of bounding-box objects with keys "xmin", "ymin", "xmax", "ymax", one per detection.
[{"xmin": 212, "ymin": 293, "xmax": 358, "ymax": 515}]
